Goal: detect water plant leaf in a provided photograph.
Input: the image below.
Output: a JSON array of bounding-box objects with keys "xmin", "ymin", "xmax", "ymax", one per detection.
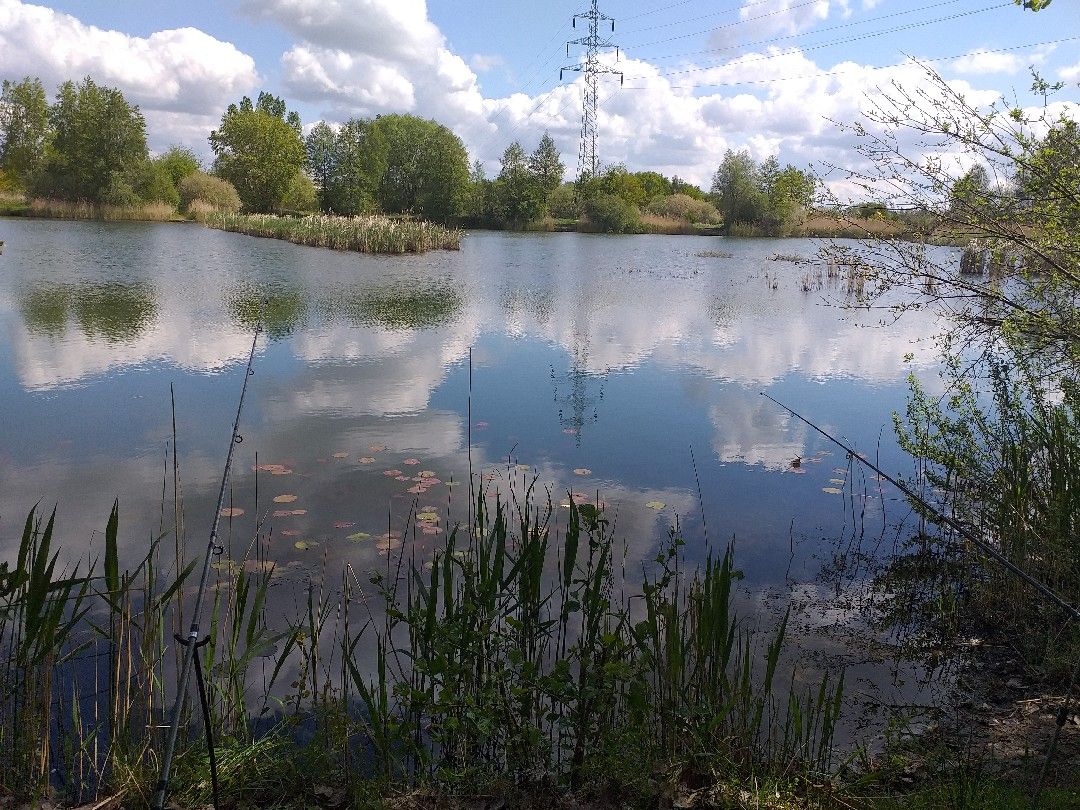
[
  {"xmin": 419, "ymin": 470, "xmax": 436, "ymax": 478},
  {"xmin": 645, "ymin": 501, "xmax": 665, "ymax": 510},
  {"xmin": 359, "ymin": 457, "xmax": 376, "ymax": 464},
  {"xmin": 272, "ymin": 494, "xmax": 298, "ymax": 503},
  {"xmin": 273, "ymin": 509, "xmax": 307, "ymax": 517},
  {"xmin": 368, "ymin": 444, "xmax": 387, "ymax": 452},
  {"xmin": 416, "ymin": 511, "xmax": 439, "ymax": 523},
  {"xmin": 270, "ymin": 468, "xmax": 293, "ymax": 475},
  {"xmin": 383, "ymin": 469, "xmax": 403, "ymax": 477},
  {"xmin": 573, "ymin": 468, "xmax": 592, "ymax": 476},
  {"xmin": 293, "ymin": 540, "xmax": 319, "ymax": 550},
  {"xmin": 333, "ymin": 452, "xmax": 349, "ymax": 459},
  {"xmin": 822, "ymin": 487, "xmax": 843, "ymax": 494},
  {"xmin": 334, "ymin": 521, "xmax": 355, "ymax": 529},
  {"xmin": 346, "ymin": 531, "xmax": 371, "ymax": 542},
  {"xmin": 829, "ymin": 478, "xmax": 846, "ymax": 485},
  {"xmin": 421, "ymin": 525, "xmax": 439, "ymax": 535},
  {"xmin": 281, "ymin": 529, "xmax": 301, "ymax": 537},
  {"xmin": 220, "ymin": 507, "xmax": 245, "ymax": 517},
  {"xmin": 402, "ymin": 458, "xmax": 420, "ymax": 465},
  {"xmin": 407, "ymin": 485, "xmax": 426, "ymax": 494}
]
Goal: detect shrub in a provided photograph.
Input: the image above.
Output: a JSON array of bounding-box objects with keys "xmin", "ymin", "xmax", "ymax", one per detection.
[
  {"xmin": 179, "ymin": 171, "xmax": 241, "ymax": 214},
  {"xmin": 547, "ymin": 183, "xmax": 579, "ymax": 219},
  {"xmin": 646, "ymin": 193, "xmax": 722, "ymax": 224},
  {"xmin": 583, "ymin": 193, "xmax": 639, "ymax": 233},
  {"xmin": 280, "ymin": 172, "xmax": 318, "ymax": 213}
]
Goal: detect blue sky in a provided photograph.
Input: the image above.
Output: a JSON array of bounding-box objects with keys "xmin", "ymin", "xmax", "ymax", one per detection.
[{"xmin": 2, "ymin": 0, "xmax": 1078, "ymax": 191}]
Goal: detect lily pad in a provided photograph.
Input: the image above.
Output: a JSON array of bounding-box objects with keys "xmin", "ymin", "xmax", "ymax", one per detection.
[
  {"xmin": 421, "ymin": 525, "xmax": 439, "ymax": 536},
  {"xmin": 416, "ymin": 511, "xmax": 440, "ymax": 523},
  {"xmin": 829, "ymin": 478, "xmax": 846, "ymax": 485},
  {"xmin": 293, "ymin": 540, "xmax": 319, "ymax": 550},
  {"xmin": 573, "ymin": 468, "xmax": 592, "ymax": 476},
  {"xmin": 384, "ymin": 469, "xmax": 402, "ymax": 477},
  {"xmin": 402, "ymin": 458, "xmax": 421, "ymax": 466},
  {"xmin": 359, "ymin": 457, "xmax": 376, "ymax": 464},
  {"xmin": 273, "ymin": 494, "xmax": 298, "ymax": 503},
  {"xmin": 346, "ymin": 531, "xmax": 372, "ymax": 542},
  {"xmin": 645, "ymin": 501, "xmax": 666, "ymax": 510},
  {"xmin": 333, "ymin": 452, "xmax": 349, "ymax": 459},
  {"xmin": 419, "ymin": 470, "xmax": 436, "ymax": 478},
  {"xmin": 369, "ymin": 444, "xmax": 387, "ymax": 453},
  {"xmin": 273, "ymin": 509, "xmax": 307, "ymax": 517},
  {"xmin": 334, "ymin": 521, "xmax": 355, "ymax": 529},
  {"xmin": 822, "ymin": 487, "xmax": 843, "ymax": 495},
  {"xmin": 220, "ymin": 507, "xmax": 245, "ymax": 518}
]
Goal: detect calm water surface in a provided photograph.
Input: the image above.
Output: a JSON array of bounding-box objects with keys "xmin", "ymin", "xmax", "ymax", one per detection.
[
  {"xmin": 0, "ymin": 219, "xmax": 951, "ymax": 710},
  {"xmin": 0, "ymin": 218, "xmax": 949, "ymax": 573}
]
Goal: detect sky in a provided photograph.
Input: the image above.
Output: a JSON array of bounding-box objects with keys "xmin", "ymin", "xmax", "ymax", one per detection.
[{"xmin": 1, "ymin": 0, "xmax": 1078, "ymax": 194}]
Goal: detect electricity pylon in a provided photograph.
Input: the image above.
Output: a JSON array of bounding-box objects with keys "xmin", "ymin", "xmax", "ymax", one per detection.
[{"xmin": 561, "ymin": 0, "xmax": 622, "ymax": 180}]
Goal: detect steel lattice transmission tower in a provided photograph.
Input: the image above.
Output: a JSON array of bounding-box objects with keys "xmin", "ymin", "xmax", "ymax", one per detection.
[{"xmin": 561, "ymin": 0, "xmax": 622, "ymax": 180}]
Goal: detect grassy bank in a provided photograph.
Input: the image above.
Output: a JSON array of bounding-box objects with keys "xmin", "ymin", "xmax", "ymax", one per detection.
[
  {"xmin": 206, "ymin": 212, "xmax": 461, "ymax": 254},
  {"xmin": 24, "ymin": 198, "xmax": 183, "ymax": 222}
]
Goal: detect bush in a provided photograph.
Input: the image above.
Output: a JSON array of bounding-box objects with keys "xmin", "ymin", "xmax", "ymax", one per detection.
[
  {"xmin": 646, "ymin": 193, "xmax": 722, "ymax": 225},
  {"xmin": 133, "ymin": 159, "xmax": 180, "ymax": 207},
  {"xmin": 547, "ymin": 184, "xmax": 579, "ymax": 219},
  {"xmin": 584, "ymin": 193, "xmax": 640, "ymax": 233},
  {"xmin": 179, "ymin": 171, "xmax": 241, "ymax": 214}
]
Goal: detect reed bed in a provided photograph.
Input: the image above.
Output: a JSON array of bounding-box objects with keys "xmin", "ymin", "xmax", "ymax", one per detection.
[
  {"xmin": 207, "ymin": 212, "xmax": 462, "ymax": 254},
  {"xmin": 0, "ymin": 480, "xmax": 844, "ymax": 807},
  {"xmin": 27, "ymin": 199, "xmax": 180, "ymax": 222}
]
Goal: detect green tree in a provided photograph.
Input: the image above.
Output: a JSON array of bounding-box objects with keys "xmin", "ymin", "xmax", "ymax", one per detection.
[
  {"xmin": 762, "ymin": 161, "xmax": 815, "ymax": 233},
  {"xmin": 949, "ymin": 163, "xmax": 990, "ymax": 215},
  {"xmin": 528, "ymin": 132, "xmax": 565, "ymax": 196},
  {"xmin": 373, "ymin": 114, "xmax": 469, "ymax": 222},
  {"xmin": 36, "ymin": 77, "xmax": 148, "ymax": 204},
  {"xmin": 634, "ymin": 171, "xmax": 672, "ymax": 202},
  {"xmin": 210, "ymin": 92, "xmax": 306, "ymax": 212},
  {"xmin": 156, "ymin": 146, "xmax": 200, "ymax": 190},
  {"xmin": 305, "ymin": 121, "xmax": 337, "ymax": 209},
  {"xmin": 0, "ymin": 77, "xmax": 49, "ymax": 190},
  {"xmin": 709, "ymin": 150, "xmax": 765, "ymax": 231},
  {"xmin": 497, "ymin": 141, "xmax": 545, "ymax": 226},
  {"xmin": 326, "ymin": 118, "xmax": 387, "ymax": 215}
]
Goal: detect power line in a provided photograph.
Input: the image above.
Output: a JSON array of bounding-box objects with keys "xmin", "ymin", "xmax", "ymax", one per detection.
[
  {"xmin": 620, "ymin": 4, "xmax": 1012, "ymax": 82},
  {"xmin": 626, "ymin": 0, "xmax": 969, "ymax": 58},
  {"xmin": 619, "ymin": 36, "xmax": 1079, "ymax": 90}
]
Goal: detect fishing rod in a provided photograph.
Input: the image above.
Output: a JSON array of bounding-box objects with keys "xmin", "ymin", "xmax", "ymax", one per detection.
[
  {"xmin": 760, "ymin": 391, "xmax": 1080, "ymax": 623},
  {"xmin": 761, "ymin": 391, "xmax": 1080, "ymax": 809},
  {"xmin": 152, "ymin": 319, "xmax": 263, "ymax": 810}
]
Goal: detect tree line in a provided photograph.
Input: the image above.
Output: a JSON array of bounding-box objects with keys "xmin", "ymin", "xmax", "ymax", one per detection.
[{"xmin": 1, "ymin": 72, "xmax": 816, "ymax": 233}]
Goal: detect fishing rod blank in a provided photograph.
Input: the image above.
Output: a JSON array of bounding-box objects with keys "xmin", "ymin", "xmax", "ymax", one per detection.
[{"xmin": 152, "ymin": 321, "xmax": 262, "ymax": 810}]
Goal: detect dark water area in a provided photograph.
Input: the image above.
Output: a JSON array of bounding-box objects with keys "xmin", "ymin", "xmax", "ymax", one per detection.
[{"xmin": 0, "ymin": 218, "xmax": 955, "ymax": 729}]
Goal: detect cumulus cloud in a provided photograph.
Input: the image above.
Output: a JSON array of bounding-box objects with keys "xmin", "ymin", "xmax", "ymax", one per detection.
[
  {"xmin": 0, "ymin": 0, "xmax": 258, "ymax": 148},
  {"xmin": 950, "ymin": 49, "xmax": 1022, "ymax": 75},
  {"xmin": 1061, "ymin": 60, "xmax": 1080, "ymax": 83}
]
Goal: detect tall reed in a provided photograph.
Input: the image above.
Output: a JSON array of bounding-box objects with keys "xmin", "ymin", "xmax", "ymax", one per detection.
[{"xmin": 207, "ymin": 213, "xmax": 462, "ymax": 254}]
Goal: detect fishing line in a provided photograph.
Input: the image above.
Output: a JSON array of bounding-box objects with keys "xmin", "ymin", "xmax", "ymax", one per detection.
[
  {"xmin": 151, "ymin": 314, "xmax": 263, "ymax": 810},
  {"xmin": 760, "ymin": 392, "xmax": 1080, "ymax": 807}
]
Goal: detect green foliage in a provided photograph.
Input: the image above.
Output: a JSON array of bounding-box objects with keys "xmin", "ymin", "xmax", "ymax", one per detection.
[
  {"xmin": 373, "ymin": 113, "xmax": 470, "ymax": 222},
  {"xmin": 528, "ymin": 131, "xmax": 565, "ymax": 195},
  {"xmin": 280, "ymin": 172, "xmax": 318, "ymax": 213},
  {"xmin": 315, "ymin": 118, "xmax": 387, "ymax": 215},
  {"xmin": 179, "ymin": 170, "xmax": 241, "ymax": 214},
  {"xmin": 133, "ymin": 158, "xmax": 180, "ymax": 207},
  {"xmin": 155, "ymin": 145, "xmax": 200, "ymax": 189},
  {"xmin": 583, "ymin": 192, "xmax": 640, "ymax": 233},
  {"xmin": 708, "ymin": 151, "xmax": 813, "ymax": 234},
  {"xmin": 547, "ymin": 182, "xmax": 580, "ymax": 219},
  {"xmin": 647, "ymin": 192, "xmax": 721, "ymax": 224},
  {"xmin": 35, "ymin": 77, "xmax": 148, "ymax": 204},
  {"xmin": 496, "ymin": 141, "xmax": 545, "ymax": 226},
  {"xmin": 634, "ymin": 170, "xmax": 673, "ymax": 201},
  {"xmin": 210, "ymin": 212, "xmax": 461, "ymax": 253},
  {"xmin": 0, "ymin": 77, "xmax": 49, "ymax": 190},
  {"xmin": 210, "ymin": 92, "xmax": 306, "ymax": 213}
]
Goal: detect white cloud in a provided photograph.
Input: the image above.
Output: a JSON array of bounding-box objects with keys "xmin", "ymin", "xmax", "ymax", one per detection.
[
  {"xmin": 469, "ymin": 54, "xmax": 504, "ymax": 73},
  {"xmin": 0, "ymin": 0, "xmax": 258, "ymax": 148},
  {"xmin": 950, "ymin": 49, "xmax": 1022, "ymax": 76},
  {"xmin": 1061, "ymin": 60, "xmax": 1080, "ymax": 83}
]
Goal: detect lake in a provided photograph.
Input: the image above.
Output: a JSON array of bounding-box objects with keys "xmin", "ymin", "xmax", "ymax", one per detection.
[{"xmin": 0, "ymin": 218, "xmax": 951, "ymax": 723}]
